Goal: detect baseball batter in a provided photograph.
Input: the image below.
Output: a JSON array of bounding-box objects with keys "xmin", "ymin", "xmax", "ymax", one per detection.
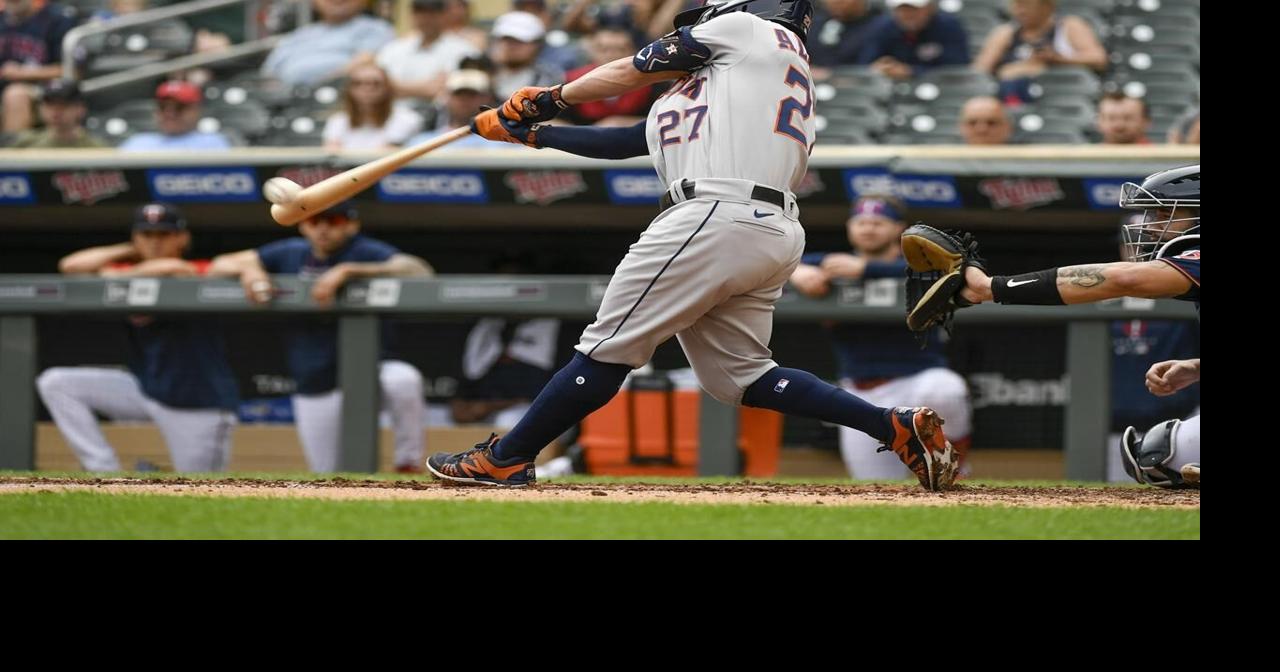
[{"xmin": 428, "ymin": 0, "xmax": 959, "ymax": 490}]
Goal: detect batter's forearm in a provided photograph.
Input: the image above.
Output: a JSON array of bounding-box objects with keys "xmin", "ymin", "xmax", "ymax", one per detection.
[
  {"xmin": 561, "ymin": 57, "xmax": 680, "ymax": 105},
  {"xmin": 537, "ymin": 122, "xmax": 649, "ymax": 159}
]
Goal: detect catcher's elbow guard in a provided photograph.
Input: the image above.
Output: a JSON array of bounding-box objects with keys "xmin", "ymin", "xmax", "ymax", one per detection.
[{"xmin": 1120, "ymin": 419, "xmax": 1196, "ymax": 489}]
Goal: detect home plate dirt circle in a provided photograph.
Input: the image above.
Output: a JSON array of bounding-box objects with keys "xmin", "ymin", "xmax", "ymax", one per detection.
[{"xmin": 0, "ymin": 477, "xmax": 1200, "ymax": 509}]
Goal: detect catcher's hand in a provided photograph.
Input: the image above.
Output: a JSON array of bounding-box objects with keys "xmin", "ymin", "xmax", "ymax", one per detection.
[
  {"xmin": 471, "ymin": 108, "xmax": 541, "ymax": 147},
  {"xmin": 500, "ymin": 85, "xmax": 568, "ymax": 123},
  {"xmin": 901, "ymin": 224, "xmax": 986, "ymax": 332}
]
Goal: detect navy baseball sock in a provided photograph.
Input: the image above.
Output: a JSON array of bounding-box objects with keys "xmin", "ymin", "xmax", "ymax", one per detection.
[
  {"xmin": 742, "ymin": 367, "xmax": 894, "ymax": 443},
  {"xmin": 491, "ymin": 352, "xmax": 632, "ymax": 460}
]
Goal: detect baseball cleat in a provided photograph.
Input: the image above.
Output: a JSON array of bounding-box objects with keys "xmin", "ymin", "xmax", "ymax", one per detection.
[
  {"xmin": 878, "ymin": 407, "xmax": 959, "ymax": 491},
  {"xmin": 426, "ymin": 433, "xmax": 535, "ymax": 487}
]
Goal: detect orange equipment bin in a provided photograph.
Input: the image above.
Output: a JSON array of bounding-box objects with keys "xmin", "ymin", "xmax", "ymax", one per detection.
[{"xmin": 577, "ymin": 373, "xmax": 782, "ymax": 477}]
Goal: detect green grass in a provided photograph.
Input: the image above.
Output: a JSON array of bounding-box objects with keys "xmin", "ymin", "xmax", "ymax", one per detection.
[{"xmin": 0, "ymin": 491, "xmax": 1198, "ymax": 540}]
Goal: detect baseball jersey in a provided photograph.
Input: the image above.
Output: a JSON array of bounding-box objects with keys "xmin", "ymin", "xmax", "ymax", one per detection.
[
  {"xmin": 645, "ymin": 12, "xmax": 815, "ymax": 193},
  {"xmin": 1110, "ymin": 319, "xmax": 1199, "ymax": 430},
  {"xmin": 0, "ymin": 2, "xmax": 76, "ymax": 67},
  {"xmin": 113, "ymin": 261, "xmax": 240, "ymax": 410},
  {"xmin": 256, "ymin": 235, "xmax": 399, "ymax": 394}
]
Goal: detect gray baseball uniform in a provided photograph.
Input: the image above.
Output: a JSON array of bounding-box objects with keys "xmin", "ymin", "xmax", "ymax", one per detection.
[{"xmin": 576, "ymin": 12, "xmax": 815, "ymax": 405}]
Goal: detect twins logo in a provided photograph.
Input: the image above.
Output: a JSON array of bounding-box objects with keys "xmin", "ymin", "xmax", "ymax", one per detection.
[
  {"xmin": 978, "ymin": 178, "xmax": 1064, "ymax": 210},
  {"xmin": 505, "ymin": 171, "xmax": 588, "ymax": 205},
  {"xmin": 52, "ymin": 170, "xmax": 130, "ymax": 205},
  {"xmin": 276, "ymin": 166, "xmax": 343, "ymax": 187},
  {"xmin": 139, "ymin": 204, "xmax": 168, "ymax": 224}
]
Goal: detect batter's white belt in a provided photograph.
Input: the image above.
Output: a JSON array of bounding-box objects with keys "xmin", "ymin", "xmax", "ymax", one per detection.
[{"xmin": 660, "ymin": 178, "xmax": 799, "ymax": 218}]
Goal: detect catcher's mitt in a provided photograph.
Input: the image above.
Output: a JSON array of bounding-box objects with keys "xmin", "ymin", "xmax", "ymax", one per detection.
[{"xmin": 901, "ymin": 224, "xmax": 986, "ymax": 333}]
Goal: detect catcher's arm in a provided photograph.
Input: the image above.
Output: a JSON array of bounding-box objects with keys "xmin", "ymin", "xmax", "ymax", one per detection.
[{"xmin": 960, "ymin": 260, "xmax": 1194, "ymax": 305}]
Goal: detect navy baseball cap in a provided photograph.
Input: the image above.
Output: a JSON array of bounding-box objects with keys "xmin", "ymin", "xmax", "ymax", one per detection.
[
  {"xmin": 311, "ymin": 201, "xmax": 359, "ymax": 222},
  {"xmin": 42, "ymin": 79, "xmax": 84, "ymax": 104},
  {"xmin": 133, "ymin": 202, "xmax": 187, "ymax": 231}
]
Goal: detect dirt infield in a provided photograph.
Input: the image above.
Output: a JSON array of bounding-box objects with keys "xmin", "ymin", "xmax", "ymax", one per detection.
[{"xmin": 0, "ymin": 477, "xmax": 1200, "ymax": 509}]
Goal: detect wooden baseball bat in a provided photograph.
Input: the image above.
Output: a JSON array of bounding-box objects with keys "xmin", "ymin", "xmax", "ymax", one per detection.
[{"xmin": 270, "ymin": 126, "xmax": 473, "ymax": 226}]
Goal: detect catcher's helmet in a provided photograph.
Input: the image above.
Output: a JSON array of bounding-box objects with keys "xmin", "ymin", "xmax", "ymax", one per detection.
[
  {"xmin": 673, "ymin": 0, "xmax": 814, "ymax": 42},
  {"xmin": 1120, "ymin": 164, "xmax": 1199, "ymax": 262}
]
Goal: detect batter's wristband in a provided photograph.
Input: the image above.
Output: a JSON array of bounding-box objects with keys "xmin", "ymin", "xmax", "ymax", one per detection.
[{"xmin": 991, "ymin": 268, "xmax": 1065, "ymax": 305}]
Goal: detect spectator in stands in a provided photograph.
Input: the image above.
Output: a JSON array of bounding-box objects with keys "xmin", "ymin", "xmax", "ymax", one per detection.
[
  {"xmin": 809, "ymin": 0, "xmax": 883, "ymax": 78},
  {"xmin": 209, "ymin": 202, "xmax": 434, "ymax": 474},
  {"xmin": 973, "ymin": 0, "xmax": 1107, "ymax": 105},
  {"xmin": 1097, "ymin": 92, "xmax": 1150, "ymax": 145},
  {"xmin": 38, "ymin": 202, "xmax": 239, "ymax": 473},
  {"xmin": 1167, "ymin": 106, "xmax": 1199, "ymax": 145},
  {"xmin": 261, "ymin": 0, "xmax": 395, "ymax": 86},
  {"xmin": 443, "ymin": 0, "xmax": 487, "ymax": 52},
  {"xmin": 789, "ymin": 194, "xmax": 972, "ymax": 481},
  {"xmin": 89, "ymin": 0, "xmax": 146, "ymax": 22},
  {"xmin": 857, "ymin": 0, "xmax": 969, "ymax": 80},
  {"xmin": 375, "ymin": 0, "xmax": 478, "ymax": 102},
  {"xmin": 406, "ymin": 67, "xmax": 503, "ymax": 150},
  {"xmin": 118, "ymin": 80, "xmax": 231, "ymax": 151},
  {"xmin": 9, "ymin": 78, "xmax": 105, "ymax": 147},
  {"xmin": 512, "ymin": 0, "xmax": 583, "ymax": 72},
  {"xmin": 562, "ymin": 0, "xmax": 685, "ymax": 45},
  {"xmin": 488, "ymin": 11, "xmax": 563, "ymax": 99},
  {"xmin": 1, "ymin": 0, "xmax": 78, "ymax": 133},
  {"xmin": 958, "ymin": 95, "xmax": 1012, "ymax": 145},
  {"xmin": 562, "ymin": 26, "xmax": 653, "ymax": 126},
  {"xmin": 323, "ymin": 61, "xmax": 423, "ymax": 151}
]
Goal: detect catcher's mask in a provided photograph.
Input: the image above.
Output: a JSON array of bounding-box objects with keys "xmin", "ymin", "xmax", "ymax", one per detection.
[
  {"xmin": 673, "ymin": 0, "xmax": 814, "ymax": 41},
  {"xmin": 1120, "ymin": 164, "xmax": 1199, "ymax": 262}
]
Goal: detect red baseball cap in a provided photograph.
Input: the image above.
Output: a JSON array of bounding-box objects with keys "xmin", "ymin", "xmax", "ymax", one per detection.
[{"xmin": 155, "ymin": 80, "xmax": 202, "ymax": 105}]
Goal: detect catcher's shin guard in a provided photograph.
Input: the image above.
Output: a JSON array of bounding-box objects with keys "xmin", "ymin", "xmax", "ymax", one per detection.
[{"xmin": 1120, "ymin": 420, "xmax": 1196, "ymax": 489}]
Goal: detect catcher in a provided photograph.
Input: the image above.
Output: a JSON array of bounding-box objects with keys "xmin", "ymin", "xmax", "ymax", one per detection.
[{"xmin": 902, "ymin": 164, "xmax": 1200, "ymax": 488}]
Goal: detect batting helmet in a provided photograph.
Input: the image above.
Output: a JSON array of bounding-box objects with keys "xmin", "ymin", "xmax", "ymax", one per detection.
[{"xmin": 673, "ymin": 0, "xmax": 814, "ymax": 42}]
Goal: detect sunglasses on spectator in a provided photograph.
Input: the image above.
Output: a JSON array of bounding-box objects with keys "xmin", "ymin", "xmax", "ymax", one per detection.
[
  {"xmin": 157, "ymin": 100, "xmax": 194, "ymax": 112},
  {"xmin": 351, "ymin": 79, "xmax": 386, "ymax": 87},
  {"xmin": 963, "ymin": 118, "xmax": 1003, "ymax": 127}
]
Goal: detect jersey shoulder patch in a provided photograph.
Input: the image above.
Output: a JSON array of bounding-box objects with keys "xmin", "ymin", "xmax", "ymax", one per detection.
[{"xmin": 634, "ymin": 26, "xmax": 711, "ymax": 74}]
